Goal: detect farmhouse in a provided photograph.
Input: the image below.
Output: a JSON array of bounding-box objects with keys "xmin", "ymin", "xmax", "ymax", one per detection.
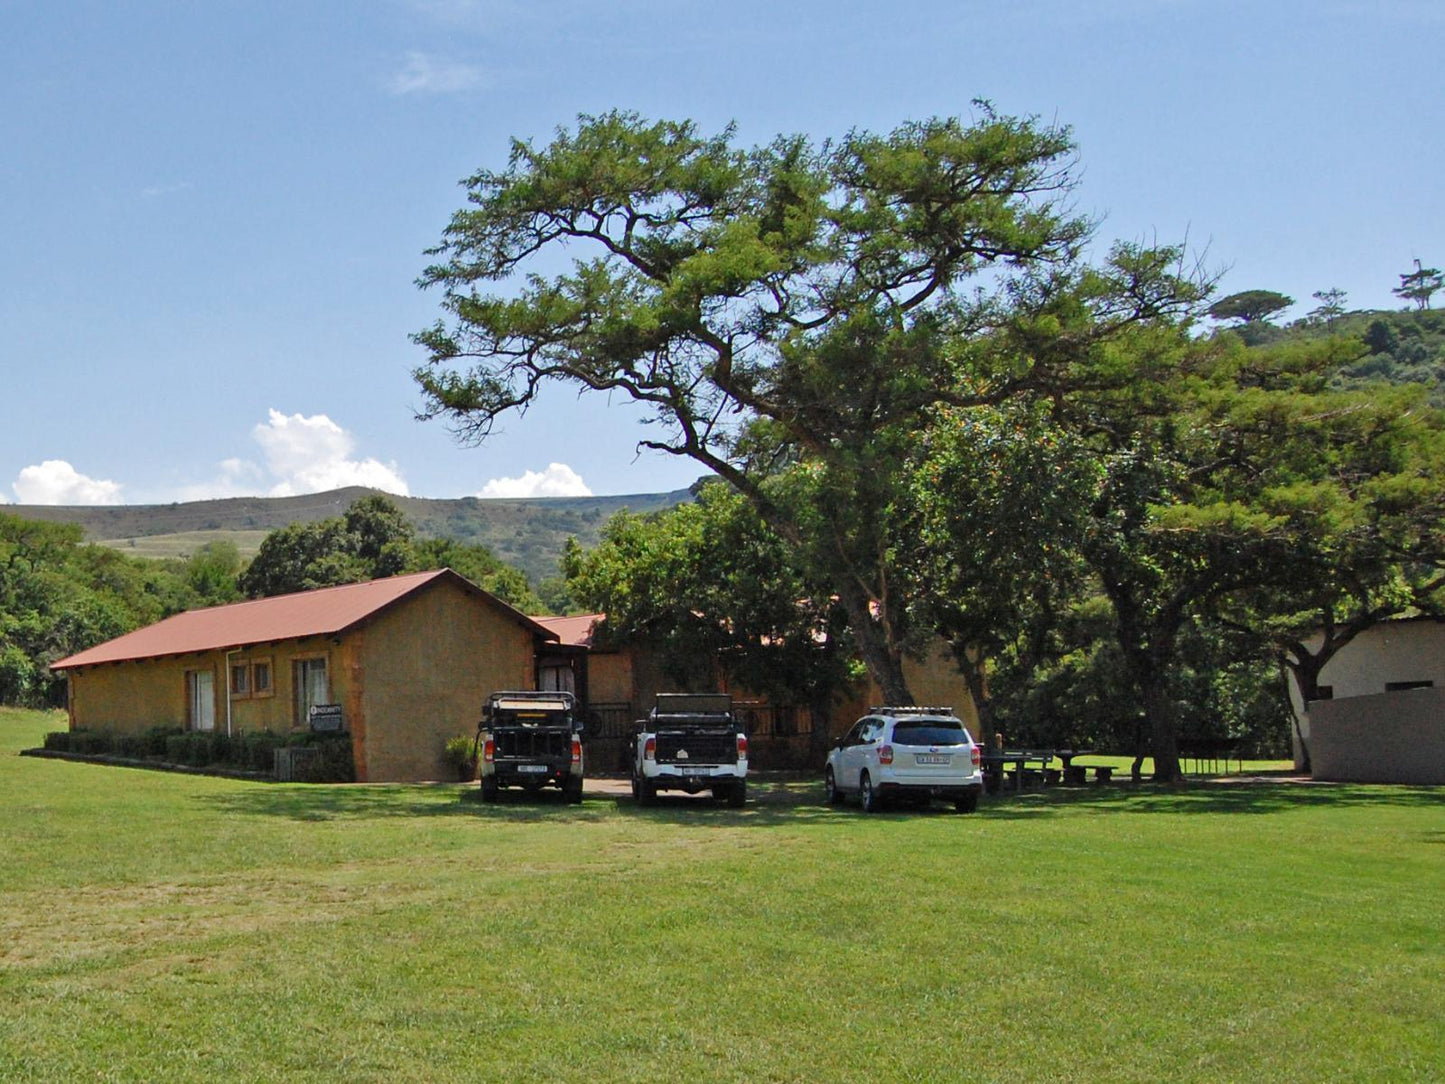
[
  {"xmin": 1288, "ymin": 616, "xmax": 1445, "ymax": 785},
  {"xmin": 51, "ymin": 569, "xmax": 561, "ymax": 782}
]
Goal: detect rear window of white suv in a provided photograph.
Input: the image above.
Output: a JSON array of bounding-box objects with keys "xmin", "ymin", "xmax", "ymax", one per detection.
[{"xmin": 891, "ymin": 721, "xmax": 970, "ymax": 746}]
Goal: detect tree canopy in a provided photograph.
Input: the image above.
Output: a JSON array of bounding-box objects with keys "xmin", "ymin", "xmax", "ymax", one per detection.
[
  {"xmin": 414, "ymin": 108, "xmax": 1200, "ymax": 703},
  {"xmin": 564, "ymin": 483, "xmax": 855, "ymax": 757},
  {"xmin": 0, "ymin": 514, "xmax": 232, "ymax": 706},
  {"xmin": 1394, "ymin": 260, "xmax": 1442, "ymax": 311},
  {"xmin": 239, "ymin": 494, "xmax": 543, "ymax": 611},
  {"xmin": 1206, "ymin": 289, "xmax": 1294, "ymax": 325}
]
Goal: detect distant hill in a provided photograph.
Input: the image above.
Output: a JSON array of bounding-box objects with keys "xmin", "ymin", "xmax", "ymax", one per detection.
[{"xmin": 12, "ymin": 485, "xmax": 695, "ymax": 584}]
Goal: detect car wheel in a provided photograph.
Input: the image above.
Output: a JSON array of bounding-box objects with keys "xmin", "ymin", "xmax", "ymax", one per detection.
[
  {"xmin": 824, "ymin": 766, "xmax": 843, "ymax": 805},
  {"xmin": 860, "ymin": 771, "xmax": 880, "ymax": 813},
  {"xmin": 480, "ymin": 777, "xmax": 499, "ymax": 803},
  {"xmin": 726, "ymin": 780, "xmax": 746, "ymax": 808},
  {"xmin": 636, "ymin": 777, "xmax": 656, "ymax": 807},
  {"xmin": 565, "ymin": 778, "xmax": 584, "ymax": 805},
  {"xmin": 955, "ymin": 791, "xmax": 979, "ymax": 814}
]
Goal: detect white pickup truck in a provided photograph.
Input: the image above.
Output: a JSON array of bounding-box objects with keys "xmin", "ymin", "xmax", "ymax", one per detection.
[{"xmin": 631, "ymin": 693, "xmax": 748, "ymax": 807}]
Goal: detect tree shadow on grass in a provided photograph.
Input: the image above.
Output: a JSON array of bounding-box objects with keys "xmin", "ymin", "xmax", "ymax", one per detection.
[
  {"xmin": 189, "ymin": 776, "xmax": 1442, "ymax": 827},
  {"xmin": 973, "ymin": 779, "xmax": 1445, "ymax": 820},
  {"xmin": 192, "ymin": 783, "xmax": 612, "ymax": 824}
]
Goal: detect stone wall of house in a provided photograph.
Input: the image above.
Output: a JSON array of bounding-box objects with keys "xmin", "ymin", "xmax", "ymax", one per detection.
[
  {"xmin": 67, "ymin": 634, "xmax": 338, "ymax": 738},
  {"xmin": 356, "ymin": 578, "xmax": 535, "ymax": 782}
]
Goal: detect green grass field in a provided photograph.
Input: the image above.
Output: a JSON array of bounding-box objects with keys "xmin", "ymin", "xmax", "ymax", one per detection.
[
  {"xmin": 2, "ymin": 707, "xmax": 1440, "ymax": 1082},
  {"xmin": 99, "ymin": 529, "xmax": 272, "ymax": 561}
]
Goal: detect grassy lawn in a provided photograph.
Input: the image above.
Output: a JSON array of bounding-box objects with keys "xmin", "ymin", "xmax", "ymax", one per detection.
[{"xmin": 2, "ymin": 707, "xmax": 1440, "ymax": 1082}]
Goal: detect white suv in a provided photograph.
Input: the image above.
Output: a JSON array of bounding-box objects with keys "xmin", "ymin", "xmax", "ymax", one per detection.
[{"xmin": 824, "ymin": 707, "xmax": 984, "ymax": 813}]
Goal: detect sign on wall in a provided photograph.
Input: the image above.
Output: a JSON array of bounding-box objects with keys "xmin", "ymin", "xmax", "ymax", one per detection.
[{"xmin": 308, "ymin": 703, "xmax": 344, "ymax": 733}]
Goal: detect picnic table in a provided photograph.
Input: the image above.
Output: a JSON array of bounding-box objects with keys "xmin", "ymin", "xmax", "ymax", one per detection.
[
  {"xmin": 1053, "ymin": 749, "xmax": 1096, "ymax": 785},
  {"xmin": 980, "ymin": 750, "xmax": 1053, "ymax": 792}
]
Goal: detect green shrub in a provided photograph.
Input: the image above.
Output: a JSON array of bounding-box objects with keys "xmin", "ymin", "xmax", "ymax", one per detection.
[
  {"xmin": 114, "ymin": 727, "xmax": 181, "ymax": 759},
  {"xmin": 442, "ymin": 734, "xmax": 480, "ymax": 781},
  {"xmin": 69, "ymin": 730, "xmax": 115, "ymax": 756},
  {"xmin": 43, "ymin": 730, "xmax": 73, "ymax": 752},
  {"xmin": 235, "ymin": 730, "xmax": 284, "ymax": 773},
  {"xmin": 41, "ymin": 723, "xmax": 350, "ymax": 782},
  {"xmin": 291, "ymin": 732, "xmax": 355, "ymax": 783}
]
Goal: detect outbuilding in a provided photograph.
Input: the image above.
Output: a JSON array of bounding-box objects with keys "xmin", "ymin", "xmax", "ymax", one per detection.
[
  {"xmin": 51, "ymin": 569, "xmax": 560, "ymax": 782},
  {"xmin": 1288, "ymin": 616, "xmax": 1445, "ymax": 785}
]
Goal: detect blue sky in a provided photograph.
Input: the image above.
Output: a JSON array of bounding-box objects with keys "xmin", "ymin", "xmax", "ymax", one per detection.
[{"xmin": 2, "ymin": 0, "xmax": 1441, "ymax": 505}]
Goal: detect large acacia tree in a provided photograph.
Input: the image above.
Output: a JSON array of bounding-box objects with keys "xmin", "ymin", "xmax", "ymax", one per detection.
[{"xmin": 413, "ymin": 109, "xmax": 1196, "ymax": 703}]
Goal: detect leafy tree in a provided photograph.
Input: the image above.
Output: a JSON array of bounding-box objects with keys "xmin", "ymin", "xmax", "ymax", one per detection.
[
  {"xmin": 904, "ymin": 402, "xmax": 1096, "ymax": 747},
  {"xmin": 1394, "ymin": 259, "xmax": 1443, "ymax": 310},
  {"xmin": 1206, "ymin": 289, "xmax": 1294, "ymax": 325},
  {"xmin": 238, "ymin": 495, "xmax": 544, "ymax": 609},
  {"xmin": 1362, "ymin": 318, "xmax": 1400, "ymax": 356},
  {"xmin": 0, "ymin": 513, "xmax": 201, "ymax": 706},
  {"xmin": 413, "ymin": 108, "xmax": 1198, "ymax": 702},
  {"xmin": 407, "ymin": 537, "xmax": 542, "ymax": 612},
  {"xmin": 182, "ymin": 541, "xmax": 243, "ymax": 604},
  {"xmin": 1309, "ymin": 287, "xmax": 1347, "ymax": 330},
  {"xmin": 1058, "ymin": 332, "xmax": 1445, "ymax": 780},
  {"xmin": 565, "ymin": 484, "xmax": 856, "ymax": 760},
  {"xmin": 238, "ymin": 519, "xmax": 370, "ymax": 598},
  {"xmin": 344, "ymin": 495, "xmax": 415, "ymax": 577},
  {"xmin": 1207, "ymin": 378, "xmax": 1445, "ymax": 766}
]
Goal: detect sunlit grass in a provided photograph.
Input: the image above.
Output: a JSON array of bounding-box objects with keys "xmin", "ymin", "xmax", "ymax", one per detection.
[{"xmin": 2, "ymin": 707, "xmax": 1440, "ymax": 1082}]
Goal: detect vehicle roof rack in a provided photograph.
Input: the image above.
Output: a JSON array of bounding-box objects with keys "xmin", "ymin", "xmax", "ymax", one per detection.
[
  {"xmin": 487, "ymin": 690, "xmax": 576, "ymax": 712},
  {"xmin": 652, "ymin": 693, "xmax": 733, "ymax": 716},
  {"xmin": 870, "ymin": 705, "xmax": 956, "ymax": 716}
]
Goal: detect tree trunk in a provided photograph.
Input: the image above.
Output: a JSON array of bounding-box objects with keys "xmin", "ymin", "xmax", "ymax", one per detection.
[
  {"xmin": 836, "ymin": 581, "xmax": 912, "ymax": 706},
  {"xmin": 1139, "ymin": 671, "xmax": 1182, "ymax": 784},
  {"xmin": 955, "ymin": 650, "xmax": 995, "ymax": 748}
]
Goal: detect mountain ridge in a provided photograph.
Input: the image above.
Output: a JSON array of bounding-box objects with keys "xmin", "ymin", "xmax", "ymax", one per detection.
[{"xmin": 10, "ymin": 485, "xmax": 696, "ymax": 584}]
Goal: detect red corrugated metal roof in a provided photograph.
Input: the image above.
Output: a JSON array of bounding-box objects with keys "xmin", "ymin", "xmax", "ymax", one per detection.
[
  {"xmin": 532, "ymin": 613, "xmax": 604, "ymax": 648},
  {"xmin": 53, "ymin": 569, "xmax": 556, "ymax": 670}
]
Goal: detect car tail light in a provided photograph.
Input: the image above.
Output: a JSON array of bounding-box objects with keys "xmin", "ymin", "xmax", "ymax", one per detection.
[
  {"xmin": 571, "ymin": 736, "xmax": 583, "ymax": 766},
  {"xmin": 971, "ymin": 745, "xmax": 981, "ymax": 768},
  {"xmin": 879, "ymin": 744, "xmax": 894, "ymax": 765},
  {"xmin": 643, "ymin": 736, "xmax": 656, "ymax": 761},
  {"xmin": 737, "ymin": 734, "xmax": 748, "ymax": 760},
  {"xmin": 482, "ymin": 738, "xmax": 495, "ymax": 764}
]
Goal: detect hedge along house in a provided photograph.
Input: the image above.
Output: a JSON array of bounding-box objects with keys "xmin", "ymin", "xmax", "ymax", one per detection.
[{"xmin": 51, "ymin": 569, "xmax": 561, "ymax": 782}]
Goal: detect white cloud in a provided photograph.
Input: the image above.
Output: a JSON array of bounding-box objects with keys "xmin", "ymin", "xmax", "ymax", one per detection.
[
  {"xmin": 12, "ymin": 460, "xmax": 123, "ymax": 505},
  {"xmin": 386, "ymin": 51, "xmax": 485, "ymax": 95},
  {"xmin": 477, "ymin": 463, "xmax": 592, "ymax": 499},
  {"xmin": 253, "ymin": 409, "xmax": 410, "ymax": 497}
]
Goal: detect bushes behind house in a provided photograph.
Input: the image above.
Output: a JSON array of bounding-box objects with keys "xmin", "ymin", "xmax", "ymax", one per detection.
[{"xmin": 42, "ymin": 727, "xmax": 354, "ymax": 782}]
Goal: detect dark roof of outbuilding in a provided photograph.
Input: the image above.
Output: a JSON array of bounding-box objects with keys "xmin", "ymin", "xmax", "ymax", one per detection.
[{"xmin": 52, "ymin": 569, "xmax": 556, "ymax": 670}]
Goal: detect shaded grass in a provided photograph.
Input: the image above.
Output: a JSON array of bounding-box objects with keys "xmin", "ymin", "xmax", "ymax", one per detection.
[{"xmin": 2, "ymin": 707, "xmax": 1441, "ymax": 1082}]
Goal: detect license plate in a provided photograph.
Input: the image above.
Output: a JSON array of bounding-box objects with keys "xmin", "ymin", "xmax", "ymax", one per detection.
[
  {"xmin": 517, "ymin": 764, "xmax": 549, "ymax": 774},
  {"xmin": 915, "ymin": 755, "xmax": 951, "ymax": 765}
]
